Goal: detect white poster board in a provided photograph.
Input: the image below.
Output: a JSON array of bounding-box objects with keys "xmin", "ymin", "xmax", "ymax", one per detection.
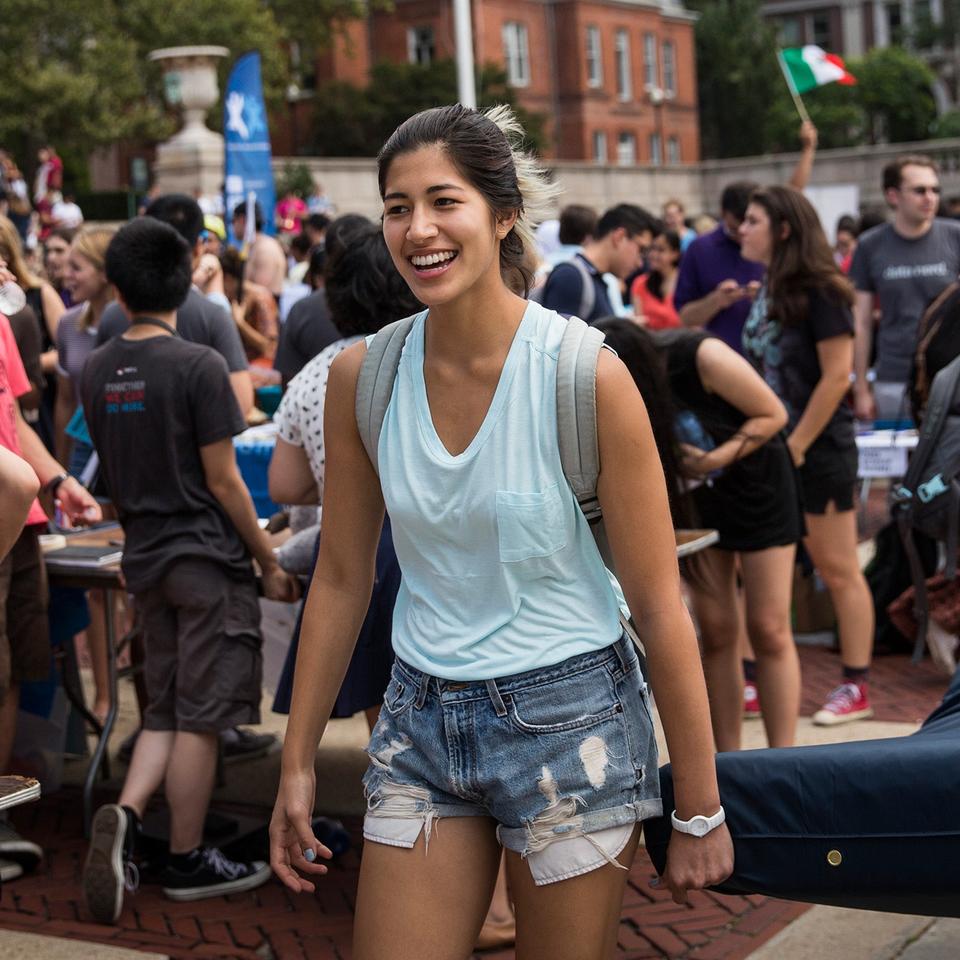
[{"xmin": 804, "ymin": 185, "xmax": 861, "ymax": 243}]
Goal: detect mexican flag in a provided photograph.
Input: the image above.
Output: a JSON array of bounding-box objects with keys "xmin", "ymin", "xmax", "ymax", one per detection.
[{"xmin": 780, "ymin": 46, "xmax": 857, "ymax": 95}]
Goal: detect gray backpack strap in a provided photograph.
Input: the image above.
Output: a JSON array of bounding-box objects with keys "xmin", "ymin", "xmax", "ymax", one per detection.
[
  {"xmin": 355, "ymin": 314, "xmax": 419, "ymax": 474},
  {"xmin": 570, "ymin": 255, "xmax": 597, "ymax": 321},
  {"xmin": 556, "ymin": 317, "xmax": 645, "ymax": 657}
]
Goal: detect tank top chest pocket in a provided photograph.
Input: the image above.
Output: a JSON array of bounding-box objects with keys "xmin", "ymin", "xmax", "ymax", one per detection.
[{"xmin": 495, "ymin": 481, "xmax": 567, "ymax": 564}]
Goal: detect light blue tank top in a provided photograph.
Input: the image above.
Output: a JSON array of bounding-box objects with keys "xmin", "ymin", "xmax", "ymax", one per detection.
[{"xmin": 377, "ymin": 300, "xmax": 622, "ymax": 680}]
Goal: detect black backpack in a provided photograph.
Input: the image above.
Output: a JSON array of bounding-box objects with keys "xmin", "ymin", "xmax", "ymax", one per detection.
[{"xmin": 892, "ymin": 352, "xmax": 960, "ymax": 662}]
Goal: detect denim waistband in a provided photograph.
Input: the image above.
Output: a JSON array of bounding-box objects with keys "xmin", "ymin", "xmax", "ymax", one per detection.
[{"xmin": 393, "ymin": 635, "xmax": 635, "ymax": 717}]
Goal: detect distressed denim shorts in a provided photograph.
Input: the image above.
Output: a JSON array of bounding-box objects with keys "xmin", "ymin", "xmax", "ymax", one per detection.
[{"xmin": 362, "ymin": 635, "xmax": 662, "ymax": 885}]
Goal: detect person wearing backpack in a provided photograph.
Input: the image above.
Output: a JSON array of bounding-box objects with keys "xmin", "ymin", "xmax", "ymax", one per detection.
[
  {"xmin": 741, "ymin": 185, "xmax": 875, "ymax": 726},
  {"xmin": 538, "ymin": 203, "xmax": 657, "ymax": 322},
  {"xmin": 269, "ymin": 104, "xmax": 732, "ymax": 958}
]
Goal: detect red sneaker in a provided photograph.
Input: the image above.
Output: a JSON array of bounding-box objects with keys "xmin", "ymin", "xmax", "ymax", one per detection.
[
  {"xmin": 743, "ymin": 682, "xmax": 761, "ymax": 719},
  {"xmin": 812, "ymin": 682, "xmax": 874, "ymax": 726}
]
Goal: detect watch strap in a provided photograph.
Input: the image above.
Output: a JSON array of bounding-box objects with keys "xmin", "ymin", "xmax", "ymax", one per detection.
[
  {"xmin": 670, "ymin": 806, "xmax": 726, "ymax": 837},
  {"xmin": 42, "ymin": 472, "xmax": 69, "ymax": 498}
]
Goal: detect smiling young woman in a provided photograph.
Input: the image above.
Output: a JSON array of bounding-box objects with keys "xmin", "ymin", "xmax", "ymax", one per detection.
[{"xmin": 269, "ymin": 104, "xmax": 733, "ymax": 960}]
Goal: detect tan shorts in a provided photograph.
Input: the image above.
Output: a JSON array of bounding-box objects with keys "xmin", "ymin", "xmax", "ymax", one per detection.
[
  {"xmin": 0, "ymin": 526, "xmax": 50, "ymax": 701},
  {"xmin": 138, "ymin": 558, "xmax": 262, "ymax": 733}
]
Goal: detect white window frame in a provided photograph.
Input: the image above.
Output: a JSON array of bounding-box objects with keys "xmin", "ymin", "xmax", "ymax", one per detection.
[
  {"xmin": 615, "ymin": 29, "xmax": 632, "ymax": 101},
  {"xmin": 643, "ymin": 33, "xmax": 658, "ymax": 90},
  {"xmin": 667, "ymin": 135, "xmax": 680, "ymax": 164},
  {"xmin": 617, "ymin": 132, "xmax": 637, "ymax": 166},
  {"xmin": 649, "ymin": 132, "xmax": 662, "ymax": 166},
  {"xmin": 662, "ymin": 40, "xmax": 676, "ymax": 97},
  {"xmin": 407, "ymin": 26, "xmax": 435, "ymax": 66},
  {"xmin": 503, "ymin": 22, "xmax": 531, "ymax": 88},
  {"xmin": 592, "ymin": 130, "xmax": 608, "ymax": 164},
  {"xmin": 586, "ymin": 26, "xmax": 603, "ymax": 88}
]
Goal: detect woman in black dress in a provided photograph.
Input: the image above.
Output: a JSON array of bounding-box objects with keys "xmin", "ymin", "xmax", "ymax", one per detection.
[{"xmin": 741, "ymin": 185, "xmax": 874, "ymax": 727}]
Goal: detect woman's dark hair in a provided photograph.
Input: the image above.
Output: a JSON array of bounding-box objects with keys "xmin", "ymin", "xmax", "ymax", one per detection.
[
  {"xmin": 377, "ymin": 104, "xmax": 554, "ymax": 297},
  {"xmin": 326, "ymin": 224, "xmax": 423, "ymax": 336},
  {"xmin": 47, "ymin": 225, "xmax": 77, "ymax": 246},
  {"xmin": 219, "ymin": 246, "xmax": 245, "ymax": 302},
  {"xmin": 645, "ymin": 229, "xmax": 681, "ymax": 302},
  {"xmin": 592, "ymin": 318, "xmax": 695, "ymax": 529},
  {"xmin": 321, "ymin": 214, "xmax": 373, "ymax": 280},
  {"xmin": 749, "ymin": 185, "xmax": 855, "ymax": 327}
]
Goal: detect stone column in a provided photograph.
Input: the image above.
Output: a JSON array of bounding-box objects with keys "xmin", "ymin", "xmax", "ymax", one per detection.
[{"xmin": 148, "ymin": 46, "xmax": 229, "ymax": 197}]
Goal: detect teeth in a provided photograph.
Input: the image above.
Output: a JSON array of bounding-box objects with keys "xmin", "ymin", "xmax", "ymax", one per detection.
[{"xmin": 411, "ymin": 251, "xmax": 456, "ymax": 267}]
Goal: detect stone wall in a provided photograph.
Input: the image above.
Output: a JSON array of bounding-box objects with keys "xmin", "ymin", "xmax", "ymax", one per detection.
[{"xmin": 278, "ymin": 137, "xmax": 960, "ymax": 220}]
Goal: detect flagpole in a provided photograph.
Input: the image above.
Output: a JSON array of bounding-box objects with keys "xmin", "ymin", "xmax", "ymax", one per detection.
[{"xmin": 777, "ymin": 50, "xmax": 812, "ymax": 125}]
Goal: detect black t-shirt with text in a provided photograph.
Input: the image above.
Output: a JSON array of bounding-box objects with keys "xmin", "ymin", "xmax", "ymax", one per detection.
[
  {"xmin": 742, "ymin": 284, "xmax": 855, "ymax": 454},
  {"xmin": 80, "ymin": 334, "xmax": 249, "ymax": 592}
]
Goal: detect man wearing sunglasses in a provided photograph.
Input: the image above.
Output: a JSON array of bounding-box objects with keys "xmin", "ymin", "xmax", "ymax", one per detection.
[{"xmin": 851, "ymin": 156, "xmax": 960, "ymax": 421}]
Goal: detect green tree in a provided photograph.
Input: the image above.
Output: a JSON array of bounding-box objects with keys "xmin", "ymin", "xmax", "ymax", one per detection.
[
  {"xmin": 0, "ymin": 0, "xmax": 375, "ymax": 182},
  {"xmin": 685, "ymin": 0, "xmax": 793, "ymax": 158},
  {"xmin": 855, "ymin": 47, "xmax": 937, "ymax": 143},
  {"xmin": 307, "ymin": 59, "xmax": 548, "ymax": 157}
]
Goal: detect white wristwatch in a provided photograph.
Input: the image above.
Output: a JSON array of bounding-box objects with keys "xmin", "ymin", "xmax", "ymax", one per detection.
[{"xmin": 671, "ymin": 806, "xmax": 726, "ymax": 838}]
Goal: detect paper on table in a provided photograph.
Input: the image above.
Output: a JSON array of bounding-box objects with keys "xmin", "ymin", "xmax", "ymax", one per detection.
[{"xmin": 0, "ymin": 775, "xmax": 40, "ymax": 811}]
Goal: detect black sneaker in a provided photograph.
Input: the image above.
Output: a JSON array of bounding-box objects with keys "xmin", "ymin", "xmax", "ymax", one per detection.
[
  {"xmin": 161, "ymin": 846, "xmax": 271, "ymax": 901},
  {"xmin": 83, "ymin": 805, "xmax": 138, "ymax": 924}
]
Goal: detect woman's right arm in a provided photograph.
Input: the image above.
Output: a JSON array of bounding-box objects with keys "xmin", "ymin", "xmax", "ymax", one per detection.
[
  {"xmin": 686, "ymin": 337, "xmax": 788, "ymax": 476},
  {"xmin": 270, "ymin": 341, "xmax": 386, "ymax": 891}
]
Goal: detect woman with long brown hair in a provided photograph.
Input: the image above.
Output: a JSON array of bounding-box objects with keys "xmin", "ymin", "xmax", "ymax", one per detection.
[{"xmin": 741, "ymin": 185, "xmax": 875, "ymax": 726}]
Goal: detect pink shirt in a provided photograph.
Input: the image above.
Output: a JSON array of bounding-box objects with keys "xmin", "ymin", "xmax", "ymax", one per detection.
[{"xmin": 0, "ymin": 314, "xmax": 46, "ymax": 525}]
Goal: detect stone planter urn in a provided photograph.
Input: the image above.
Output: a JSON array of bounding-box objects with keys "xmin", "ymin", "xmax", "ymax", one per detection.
[{"xmin": 148, "ymin": 45, "xmax": 229, "ymax": 198}]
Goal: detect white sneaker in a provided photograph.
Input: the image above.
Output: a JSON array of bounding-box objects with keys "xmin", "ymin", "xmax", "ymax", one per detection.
[{"xmin": 927, "ymin": 621, "xmax": 959, "ymax": 677}]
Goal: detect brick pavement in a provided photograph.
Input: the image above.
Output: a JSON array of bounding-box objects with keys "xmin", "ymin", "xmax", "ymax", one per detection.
[
  {"xmin": 1, "ymin": 641, "xmax": 949, "ymax": 960},
  {"xmin": 2, "ymin": 788, "xmax": 811, "ymax": 960}
]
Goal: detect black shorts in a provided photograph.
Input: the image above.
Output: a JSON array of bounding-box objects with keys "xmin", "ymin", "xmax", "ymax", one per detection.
[
  {"xmin": 137, "ymin": 558, "xmax": 262, "ymax": 733},
  {"xmin": 798, "ymin": 441, "xmax": 859, "ymax": 515}
]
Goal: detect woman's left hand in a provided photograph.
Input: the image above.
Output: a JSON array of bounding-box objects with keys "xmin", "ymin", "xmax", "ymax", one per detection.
[
  {"xmin": 786, "ymin": 434, "xmax": 805, "ymax": 468},
  {"xmin": 680, "ymin": 443, "xmax": 719, "ymax": 478},
  {"xmin": 657, "ymin": 825, "xmax": 735, "ymax": 905}
]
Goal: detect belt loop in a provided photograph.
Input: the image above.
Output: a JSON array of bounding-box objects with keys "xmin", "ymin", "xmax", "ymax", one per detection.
[
  {"xmin": 485, "ymin": 679, "xmax": 508, "ymax": 718},
  {"xmin": 613, "ymin": 633, "xmax": 631, "ymax": 672},
  {"xmin": 414, "ymin": 670, "xmax": 429, "ymax": 709}
]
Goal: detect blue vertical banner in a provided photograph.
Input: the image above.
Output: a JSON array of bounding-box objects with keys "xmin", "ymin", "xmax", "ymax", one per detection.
[{"xmin": 224, "ymin": 51, "xmax": 276, "ymax": 242}]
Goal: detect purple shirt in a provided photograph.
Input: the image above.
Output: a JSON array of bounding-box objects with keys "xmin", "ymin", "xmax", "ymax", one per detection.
[{"xmin": 673, "ymin": 226, "xmax": 764, "ymax": 353}]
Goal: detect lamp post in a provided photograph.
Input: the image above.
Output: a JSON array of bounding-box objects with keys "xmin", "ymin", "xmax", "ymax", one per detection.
[{"xmin": 452, "ymin": 0, "xmax": 477, "ymax": 108}]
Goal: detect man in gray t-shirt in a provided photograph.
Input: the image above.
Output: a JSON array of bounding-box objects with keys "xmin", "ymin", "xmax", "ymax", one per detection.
[{"xmin": 850, "ymin": 156, "xmax": 960, "ymax": 421}]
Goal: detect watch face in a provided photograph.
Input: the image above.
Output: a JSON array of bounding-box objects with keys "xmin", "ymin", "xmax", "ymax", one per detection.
[{"xmin": 690, "ymin": 817, "xmax": 709, "ymax": 837}]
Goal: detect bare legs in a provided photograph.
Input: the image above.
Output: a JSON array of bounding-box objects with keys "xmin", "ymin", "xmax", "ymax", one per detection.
[
  {"xmin": 118, "ymin": 729, "xmax": 218, "ymax": 852},
  {"xmin": 803, "ymin": 505, "xmax": 873, "ymax": 673},
  {"xmin": 689, "ymin": 544, "xmax": 799, "ymax": 750},
  {"xmin": 353, "ymin": 817, "xmax": 639, "ymax": 960}
]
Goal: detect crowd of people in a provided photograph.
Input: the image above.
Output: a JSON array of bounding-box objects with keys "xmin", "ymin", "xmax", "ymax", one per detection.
[{"xmin": 0, "ymin": 106, "xmax": 956, "ymax": 957}]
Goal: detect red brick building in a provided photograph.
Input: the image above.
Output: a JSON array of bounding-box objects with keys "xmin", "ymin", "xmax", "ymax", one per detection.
[{"xmin": 279, "ymin": 0, "xmax": 700, "ymax": 164}]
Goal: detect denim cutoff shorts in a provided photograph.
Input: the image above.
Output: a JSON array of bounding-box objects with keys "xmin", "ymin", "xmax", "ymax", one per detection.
[{"xmin": 362, "ymin": 635, "xmax": 662, "ymax": 885}]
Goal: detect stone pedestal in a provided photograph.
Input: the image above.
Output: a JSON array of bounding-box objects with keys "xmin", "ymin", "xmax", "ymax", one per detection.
[{"xmin": 148, "ymin": 46, "xmax": 229, "ymax": 196}]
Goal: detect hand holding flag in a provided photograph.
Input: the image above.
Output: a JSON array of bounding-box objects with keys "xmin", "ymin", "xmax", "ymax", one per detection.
[{"xmin": 777, "ymin": 45, "xmax": 856, "ymax": 123}]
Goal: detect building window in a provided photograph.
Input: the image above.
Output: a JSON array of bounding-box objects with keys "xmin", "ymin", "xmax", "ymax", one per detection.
[
  {"xmin": 289, "ymin": 41, "xmax": 317, "ymax": 91},
  {"xmin": 886, "ymin": 2, "xmax": 904, "ymax": 43},
  {"xmin": 615, "ymin": 29, "xmax": 632, "ymax": 100},
  {"xmin": 407, "ymin": 26, "xmax": 435, "ymax": 66},
  {"xmin": 592, "ymin": 131, "xmax": 608, "ymax": 164},
  {"xmin": 643, "ymin": 33, "xmax": 658, "ymax": 90},
  {"xmin": 586, "ymin": 26, "xmax": 603, "ymax": 88},
  {"xmin": 649, "ymin": 132, "xmax": 662, "ymax": 166},
  {"xmin": 810, "ymin": 11, "xmax": 832, "ymax": 48},
  {"xmin": 662, "ymin": 40, "xmax": 676, "ymax": 96},
  {"xmin": 778, "ymin": 15, "xmax": 802, "ymax": 46},
  {"xmin": 667, "ymin": 136, "xmax": 680, "ymax": 164},
  {"xmin": 502, "ymin": 22, "xmax": 530, "ymax": 87},
  {"xmin": 617, "ymin": 132, "xmax": 637, "ymax": 166}
]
